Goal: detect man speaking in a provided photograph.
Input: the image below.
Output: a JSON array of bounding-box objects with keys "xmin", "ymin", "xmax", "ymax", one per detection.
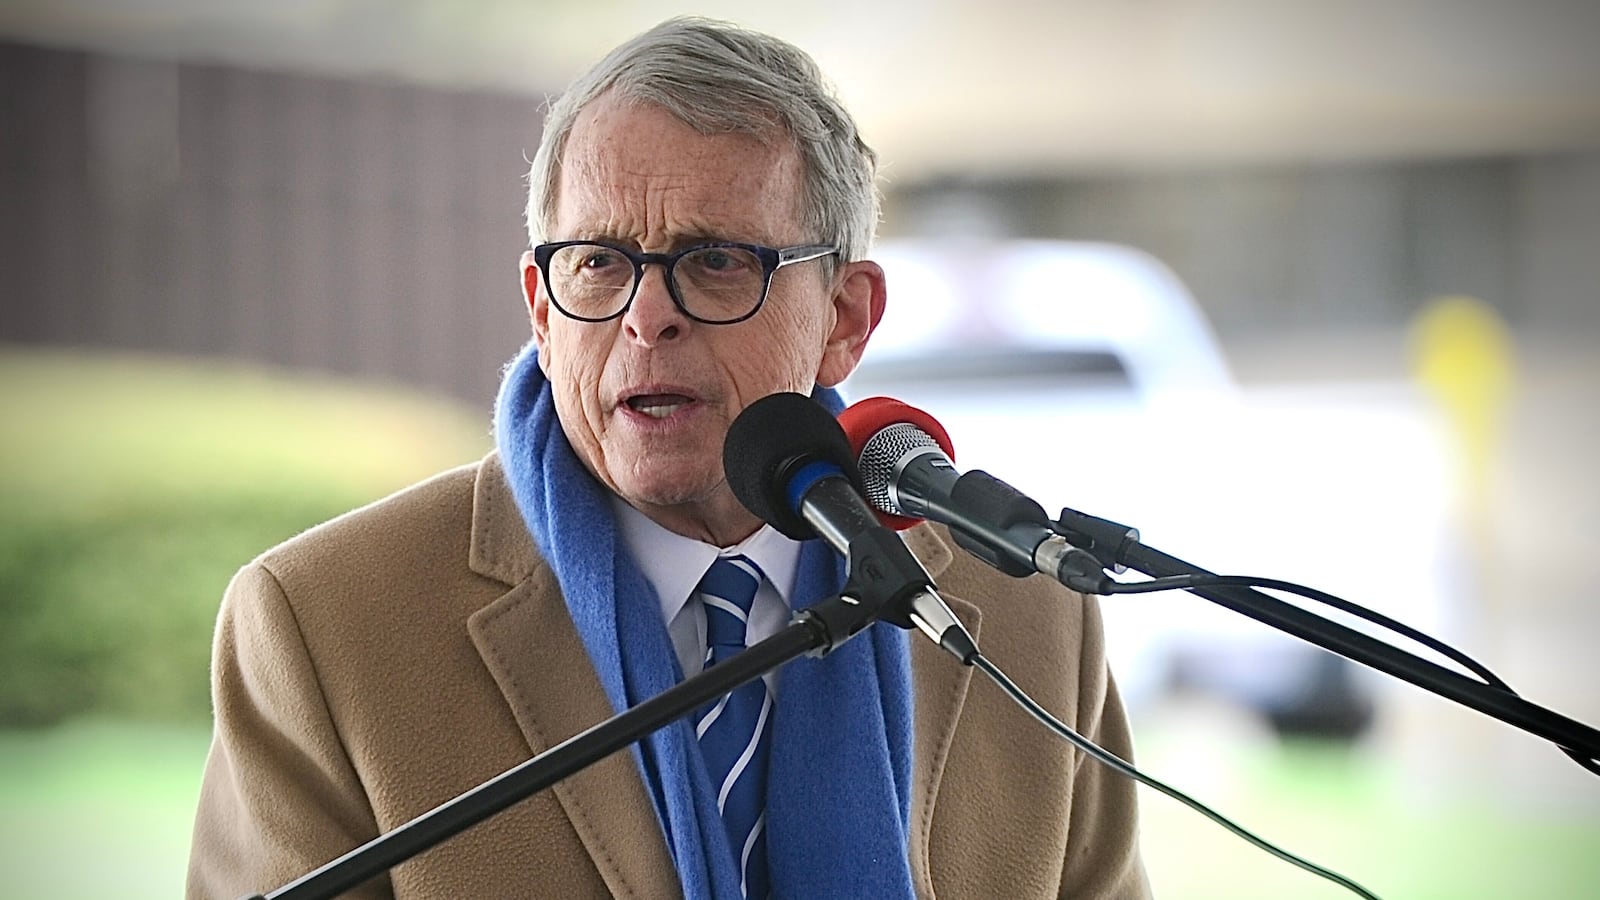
[{"xmin": 187, "ymin": 16, "xmax": 1150, "ymax": 899}]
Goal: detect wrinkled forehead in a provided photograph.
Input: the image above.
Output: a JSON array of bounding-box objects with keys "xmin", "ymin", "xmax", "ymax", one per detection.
[{"xmin": 553, "ymin": 95, "xmax": 809, "ymax": 245}]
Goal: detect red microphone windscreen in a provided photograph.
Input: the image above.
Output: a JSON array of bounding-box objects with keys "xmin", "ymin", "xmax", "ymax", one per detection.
[{"xmin": 837, "ymin": 396, "xmax": 957, "ymax": 531}]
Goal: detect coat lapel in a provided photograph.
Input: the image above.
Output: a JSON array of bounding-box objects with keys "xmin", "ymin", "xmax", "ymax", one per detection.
[
  {"xmin": 900, "ymin": 524, "xmax": 983, "ymax": 897},
  {"xmin": 464, "ymin": 455, "xmax": 682, "ymax": 900}
]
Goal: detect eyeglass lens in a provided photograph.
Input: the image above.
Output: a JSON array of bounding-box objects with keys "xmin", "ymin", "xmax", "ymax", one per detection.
[{"xmin": 546, "ymin": 244, "xmax": 767, "ymax": 322}]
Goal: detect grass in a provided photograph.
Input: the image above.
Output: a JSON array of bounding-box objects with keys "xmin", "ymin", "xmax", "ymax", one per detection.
[
  {"xmin": 0, "ymin": 720, "xmax": 211, "ymax": 899},
  {"xmin": 1133, "ymin": 726, "xmax": 1600, "ymax": 898}
]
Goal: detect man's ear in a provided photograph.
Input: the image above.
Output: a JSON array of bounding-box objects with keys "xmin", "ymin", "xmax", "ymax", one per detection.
[
  {"xmin": 816, "ymin": 259, "xmax": 887, "ymax": 388},
  {"xmin": 521, "ymin": 250, "xmax": 552, "ymax": 356}
]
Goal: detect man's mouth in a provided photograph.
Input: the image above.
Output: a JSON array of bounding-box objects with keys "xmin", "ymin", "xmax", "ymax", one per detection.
[{"xmin": 624, "ymin": 393, "xmax": 695, "ymax": 419}]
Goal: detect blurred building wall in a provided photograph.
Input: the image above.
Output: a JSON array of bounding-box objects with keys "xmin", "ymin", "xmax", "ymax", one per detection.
[
  {"xmin": 1, "ymin": 40, "xmax": 539, "ymax": 406},
  {"xmin": 887, "ymin": 155, "xmax": 1600, "ymax": 339}
]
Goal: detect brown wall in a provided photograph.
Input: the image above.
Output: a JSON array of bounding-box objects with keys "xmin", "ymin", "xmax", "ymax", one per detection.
[{"xmin": 2, "ymin": 40, "xmax": 541, "ymax": 405}]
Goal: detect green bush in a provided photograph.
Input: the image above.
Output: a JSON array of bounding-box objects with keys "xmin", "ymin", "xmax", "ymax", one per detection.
[{"xmin": 0, "ymin": 348, "xmax": 493, "ymax": 726}]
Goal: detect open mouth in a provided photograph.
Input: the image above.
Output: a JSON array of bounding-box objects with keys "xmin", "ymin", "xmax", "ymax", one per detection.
[{"xmin": 624, "ymin": 393, "xmax": 694, "ymax": 419}]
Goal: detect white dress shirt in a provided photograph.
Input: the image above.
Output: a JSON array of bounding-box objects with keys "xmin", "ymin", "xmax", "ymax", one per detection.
[{"xmin": 611, "ymin": 496, "xmax": 801, "ymax": 691}]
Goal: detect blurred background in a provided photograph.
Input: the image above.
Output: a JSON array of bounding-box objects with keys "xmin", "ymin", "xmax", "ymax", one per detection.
[{"xmin": 2, "ymin": 1, "xmax": 1597, "ymax": 897}]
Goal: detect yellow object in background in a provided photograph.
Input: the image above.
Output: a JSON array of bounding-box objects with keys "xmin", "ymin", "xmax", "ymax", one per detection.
[{"xmin": 1409, "ymin": 294, "xmax": 1516, "ymax": 521}]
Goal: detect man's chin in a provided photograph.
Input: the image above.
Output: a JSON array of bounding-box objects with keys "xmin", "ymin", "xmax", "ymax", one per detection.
[
  {"xmin": 618, "ymin": 476, "xmax": 723, "ymax": 516},
  {"xmin": 618, "ymin": 477, "xmax": 760, "ymax": 539}
]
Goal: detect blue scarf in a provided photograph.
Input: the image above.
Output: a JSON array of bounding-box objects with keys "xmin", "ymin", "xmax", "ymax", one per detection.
[{"xmin": 493, "ymin": 341, "xmax": 916, "ymax": 899}]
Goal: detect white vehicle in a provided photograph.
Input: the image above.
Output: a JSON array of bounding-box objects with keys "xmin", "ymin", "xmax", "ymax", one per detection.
[{"xmin": 846, "ymin": 239, "xmax": 1458, "ymax": 738}]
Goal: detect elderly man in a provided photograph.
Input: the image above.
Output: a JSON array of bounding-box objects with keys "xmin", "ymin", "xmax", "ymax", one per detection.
[{"xmin": 188, "ymin": 17, "xmax": 1150, "ymax": 900}]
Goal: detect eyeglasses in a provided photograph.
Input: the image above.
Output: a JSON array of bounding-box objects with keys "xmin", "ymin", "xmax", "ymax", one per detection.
[{"xmin": 532, "ymin": 240, "xmax": 838, "ymax": 325}]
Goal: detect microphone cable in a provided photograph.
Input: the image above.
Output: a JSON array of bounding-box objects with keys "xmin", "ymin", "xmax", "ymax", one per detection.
[
  {"xmin": 1092, "ymin": 571, "xmax": 1600, "ymax": 777},
  {"xmin": 971, "ymin": 651, "xmax": 1385, "ymax": 900}
]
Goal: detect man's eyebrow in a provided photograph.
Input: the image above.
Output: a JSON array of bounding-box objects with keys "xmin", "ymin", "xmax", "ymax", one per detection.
[
  {"xmin": 673, "ymin": 229, "xmax": 737, "ymax": 244},
  {"xmin": 573, "ymin": 231, "xmax": 764, "ymax": 251},
  {"xmin": 568, "ymin": 231, "xmax": 637, "ymax": 247},
  {"xmin": 673, "ymin": 229, "xmax": 784, "ymax": 249}
]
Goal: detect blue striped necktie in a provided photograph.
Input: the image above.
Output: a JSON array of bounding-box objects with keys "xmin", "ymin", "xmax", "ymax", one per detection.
[{"xmin": 693, "ymin": 554, "xmax": 773, "ymax": 900}]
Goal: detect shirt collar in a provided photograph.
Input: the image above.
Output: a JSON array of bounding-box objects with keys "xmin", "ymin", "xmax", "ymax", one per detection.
[{"xmin": 611, "ymin": 496, "xmax": 803, "ymax": 622}]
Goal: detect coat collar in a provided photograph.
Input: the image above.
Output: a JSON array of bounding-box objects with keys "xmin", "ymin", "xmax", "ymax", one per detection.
[
  {"xmin": 462, "ymin": 451, "xmax": 979, "ymax": 898},
  {"xmin": 467, "ymin": 452, "xmax": 538, "ymax": 587}
]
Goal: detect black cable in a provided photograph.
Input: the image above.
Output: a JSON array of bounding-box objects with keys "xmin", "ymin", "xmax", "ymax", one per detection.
[
  {"xmin": 972, "ymin": 652, "xmax": 1384, "ymax": 900},
  {"xmin": 1100, "ymin": 574, "xmax": 1507, "ymax": 688},
  {"xmin": 1098, "ymin": 572, "xmax": 1600, "ymax": 775}
]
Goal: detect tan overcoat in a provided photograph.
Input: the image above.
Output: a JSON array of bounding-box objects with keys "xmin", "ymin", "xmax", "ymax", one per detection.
[{"xmin": 188, "ymin": 454, "xmax": 1151, "ymax": 899}]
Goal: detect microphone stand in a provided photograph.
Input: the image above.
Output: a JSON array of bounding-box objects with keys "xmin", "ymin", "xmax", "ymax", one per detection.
[
  {"xmin": 245, "ymin": 584, "xmax": 894, "ymax": 900},
  {"xmin": 1051, "ymin": 505, "xmax": 1600, "ymax": 761}
]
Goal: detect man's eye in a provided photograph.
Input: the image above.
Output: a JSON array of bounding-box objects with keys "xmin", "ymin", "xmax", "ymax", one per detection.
[
  {"xmin": 686, "ymin": 247, "xmax": 756, "ymax": 275},
  {"xmin": 698, "ymin": 250, "xmax": 735, "ymax": 270},
  {"xmin": 581, "ymin": 250, "xmax": 622, "ymax": 270}
]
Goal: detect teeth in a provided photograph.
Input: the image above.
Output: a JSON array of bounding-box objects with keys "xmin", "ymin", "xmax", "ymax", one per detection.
[
  {"xmin": 620, "ymin": 392, "xmax": 691, "ymax": 416},
  {"xmin": 627, "ymin": 397, "xmax": 687, "ymax": 419}
]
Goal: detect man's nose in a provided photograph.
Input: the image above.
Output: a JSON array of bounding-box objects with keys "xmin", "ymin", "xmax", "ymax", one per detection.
[{"xmin": 621, "ymin": 263, "xmax": 686, "ymax": 344}]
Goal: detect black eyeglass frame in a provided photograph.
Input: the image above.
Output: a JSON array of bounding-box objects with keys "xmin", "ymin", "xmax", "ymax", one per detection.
[{"xmin": 532, "ymin": 239, "xmax": 839, "ymax": 325}]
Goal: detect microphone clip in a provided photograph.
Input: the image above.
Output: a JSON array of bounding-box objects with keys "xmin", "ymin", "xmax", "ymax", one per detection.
[
  {"xmin": 1051, "ymin": 506, "xmax": 1141, "ymax": 574},
  {"xmin": 794, "ymin": 525, "xmax": 927, "ymax": 659},
  {"xmin": 839, "ymin": 527, "xmax": 933, "ymax": 634},
  {"xmin": 822, "ymin": 526, "xmax": 979, "ymax": 665}
]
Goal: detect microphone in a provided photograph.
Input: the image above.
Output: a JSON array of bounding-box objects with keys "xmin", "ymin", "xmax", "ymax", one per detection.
[
  {"xmin": 723, "ymin": 392, "xmax": 978, "ymax": 662},
  {"xmin": 838, "ymin": 396, "xmax": 1123, "ymax": 593}
]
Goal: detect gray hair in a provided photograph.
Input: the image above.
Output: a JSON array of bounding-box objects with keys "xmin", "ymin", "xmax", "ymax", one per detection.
[{"xmin": 524, "ymin": 17, "xmax": 880, "ymax": 267}]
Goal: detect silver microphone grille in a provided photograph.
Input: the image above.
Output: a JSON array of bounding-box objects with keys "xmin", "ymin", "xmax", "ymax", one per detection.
[{"xmin": 857, "ymin": 421, "xmax": 942, "ymax": 515}]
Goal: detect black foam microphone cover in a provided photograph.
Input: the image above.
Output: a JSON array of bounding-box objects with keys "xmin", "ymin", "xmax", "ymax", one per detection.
[{"xmin": 722, "ymin": 392, "xmax": 861, "ymax": 540}]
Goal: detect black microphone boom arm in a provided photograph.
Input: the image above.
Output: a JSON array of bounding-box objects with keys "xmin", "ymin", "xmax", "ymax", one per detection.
[{"xmin": 1052, "ymin": 505, "xmax": 1600, "ymax": 762}]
